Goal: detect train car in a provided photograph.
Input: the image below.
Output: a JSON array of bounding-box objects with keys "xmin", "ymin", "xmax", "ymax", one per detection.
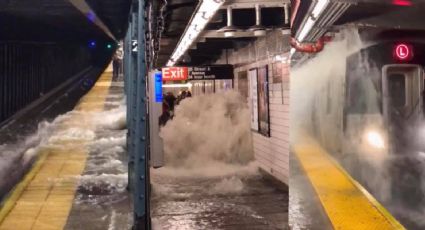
[{"xmin": 311, "ymin": 37, "xmax": 425, "ymax": 209}]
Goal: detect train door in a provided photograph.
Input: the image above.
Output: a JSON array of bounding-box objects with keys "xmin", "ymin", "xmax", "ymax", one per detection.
[
  {"xmin": 382, "ymin": 64, "xmax": 424, "ymax": 151},
  {"xmin": 382, "ymin": 64, "xmax": 425, "ymax": 206}
]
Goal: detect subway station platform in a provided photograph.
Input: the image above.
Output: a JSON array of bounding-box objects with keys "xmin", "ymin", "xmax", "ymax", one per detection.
[
  {"xmin": 290, "ymin": 138, "xmax": 405, "ymax": 230},
  {"xmin": 151, "ymin": 168, "xmax": 288, "ymax": 230},
  {"xmin": 0, "ymin": 70, "xmax": 131, "ymax": 230},
  {"xmin": 0, "ymin": 68, "xmax": 289, "ymax": 230}
]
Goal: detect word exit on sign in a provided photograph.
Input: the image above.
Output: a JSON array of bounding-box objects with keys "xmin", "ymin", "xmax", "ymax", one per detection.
[{"xmin": 162, "ymin": 67, "xmax": 188, "ymax": 81}]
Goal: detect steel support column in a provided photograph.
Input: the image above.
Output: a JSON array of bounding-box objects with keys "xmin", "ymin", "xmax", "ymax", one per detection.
[
  {"xmin": 126, "ymin": 7, "xmax": 139, "ymax": 193},
  {"xmin": 134, "ymin": 0, "xmax": 149, "ymax": 228},
  {"xmin": 124, "ymin": 17, "xmax": 134, "ymax": 191},
  {"xmin": 124, "ymin": 0, "xmax": 149, "ymax": 229}
]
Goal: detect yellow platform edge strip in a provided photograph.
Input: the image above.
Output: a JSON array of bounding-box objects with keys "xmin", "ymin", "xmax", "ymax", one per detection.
[
  {"xmin": 294, "ymin": 141, "xmax": 405, "ymax": 230},
  {"xmin": 0, "ymin": 70, "xmax": 113, "ymax": 229},
  {"xmin": 0, "ymin": 151, "xmax": 49, "ymax": 224},
  {"xmin": 327, "ymin": 154, "xmax": 405, "ymax": 230}
]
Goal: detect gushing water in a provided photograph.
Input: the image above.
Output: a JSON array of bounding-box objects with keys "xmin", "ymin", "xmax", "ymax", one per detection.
[
  {"xmin": 153, "ymin": 91, "xmax": 257, "ymax": 202},
  {"xmin": 290, "ymin": 28, "xmax": 425, "ymax": 229},
  {"xmin": 0, "ymin": 96, "xmax": 127, "ymax": 199},
  {"xmin": 160, "ymin": 91, "xmax": 254, "ymax": 170}
]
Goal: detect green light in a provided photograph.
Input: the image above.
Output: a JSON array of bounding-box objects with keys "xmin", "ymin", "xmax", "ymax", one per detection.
[{"xmin": 107, "ymin": 44, "xmax": 112, "ymax": 49}]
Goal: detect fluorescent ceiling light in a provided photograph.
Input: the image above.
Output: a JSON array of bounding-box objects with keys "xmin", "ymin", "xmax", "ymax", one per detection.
[
  {"xmin": 297, "ymin": 17, "xmax": 315, "ymax": 43},
  {"xmin": 289, "ymin": 48, "xmax": 296, "ymax": 59},
  {"xmin": 296, "ymin": 0, "xmax": 329, "ymax": 42},
  {"xmin": 163, "ymin": 83, "xmax": 193, "ymax": 88},
  {"xmin": 311, "ymin": 0, "xmax": 329, "ymax": 18},
  {"xmin": 166, "ymin": 0, "xmax": 225, "ymax": 67}
]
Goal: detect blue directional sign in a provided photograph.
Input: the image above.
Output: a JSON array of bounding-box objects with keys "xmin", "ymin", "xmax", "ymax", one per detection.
[{"xmin": 155, "ymin": 72, "xmax": 163, "ymax": 103}]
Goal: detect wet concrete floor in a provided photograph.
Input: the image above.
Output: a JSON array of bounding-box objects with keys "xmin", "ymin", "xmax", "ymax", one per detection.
[
  {"xmin": 4, "ymin": 71, "xmax": 288, "ymax": 230},
  {"xmin": 289, "ymin": 152, "xmax": 332, "ymax": 230},
  {"xmin": 63, "ymin": 75, "xmax": 289, "ymax": 229},
  {"xmin": 151, "ymin": 170, "xmax": 289, "ymax": 230},
  {"xmin": 65, "ymin": 75, "xmax": 133, "ymax": 230},
  {"xmin": 0, "ymin": 68, "xmax": 105, "ymax": 201}
]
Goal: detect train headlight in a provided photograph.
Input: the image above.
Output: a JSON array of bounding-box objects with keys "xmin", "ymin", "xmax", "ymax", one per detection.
[{"xmin": 366, "ymin": 131, "xmax": 385, "ymax": 149}]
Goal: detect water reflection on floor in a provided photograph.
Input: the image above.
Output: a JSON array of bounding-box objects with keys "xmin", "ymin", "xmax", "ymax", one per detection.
[{"xmin": 151, "ymin": 168, "xmax": 289, "ymax": 230}]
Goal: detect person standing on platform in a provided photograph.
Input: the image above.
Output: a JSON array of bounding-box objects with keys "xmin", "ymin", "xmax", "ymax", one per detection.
[
  {"xmin": 176, "ymin": 90, "xmax": 187, "ymax": 105},
  {"xmin": 164, "ymin": 92, "xmax": 176, "ymax": 117},
  {"xmin": 159, "ymin": 102, "xmax": 171, "ymax": 127},
  {"xmin": 112, "ymin": 49, "xmax": 123, "ymax": 79}
]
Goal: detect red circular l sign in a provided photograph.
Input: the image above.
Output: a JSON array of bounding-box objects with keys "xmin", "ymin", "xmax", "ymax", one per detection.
[{"xmin": 394, "ymin": 43, "xmax": 413, "ymax": 61}]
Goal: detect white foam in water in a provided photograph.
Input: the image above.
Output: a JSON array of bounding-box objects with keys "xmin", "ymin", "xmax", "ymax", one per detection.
[
  {"xmin": 108, "ymin": 210, "xmax": 117, "ymax": 230},
  {"xmin": 0, "ymin": 89, "xmax": 128, "ymax": 196},
  {"xmin": 160, "ymin": 91, "xmax": 254, "ymax": 170},
  {"xmin": 154, "ymin": 91, "xmax": 256, "ymax": 196},
  {"xmin": 92, "ymin": 136, "xmax": 126, "ymax": 147},
  {"xmin": 290, "ymin": 28, "xmax": 402, "ymax": 212},
  {"xmin": 290, "ymin": 28, "xmax": 367, "ymax": 144},
  {"xmin": 153, "ymin": 161, "xmax": 259, "ymax": 179},
  {"xmin": 209, "ymin": 176, "xmax": 244, "ymax": 195},
  {"xmin": 22, "ymin": 148, "xmax": 38, "ymax": 165},
  {"xmin": 48, "ymin": 127, "xmax": 96, "ymax": 144},
  {"xmin": 94, "ymin": 105, "xmax": 127, "ymax": 130},
  {"xmin": 77, "ymin": 173, "xmax": 127, "ymax": 192}
]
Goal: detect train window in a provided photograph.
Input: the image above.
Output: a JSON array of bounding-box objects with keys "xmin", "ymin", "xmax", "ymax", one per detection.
[
  {"xmin": 388, "ymin": 73, "xmax": 406, "ymax": 108},
  {"xmin": 346, "ymin": 77, "xmax": 380, "ymax": 114}
]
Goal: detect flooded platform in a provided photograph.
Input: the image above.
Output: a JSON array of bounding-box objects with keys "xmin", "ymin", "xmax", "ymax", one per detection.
[
  {"xmin": 0, "ymin": 68, "xmax": 288, "ymax": 230},
  {"xmin": 151, "ymin": 168, "xmax": 288, "ymax": 230},
  {"xmin": 0, "ymin": 70, "xmax": 130, "ymax": 230},
  {"xmin": 290, "ymin": 138, "xmax": 404, "ymax": 230}
]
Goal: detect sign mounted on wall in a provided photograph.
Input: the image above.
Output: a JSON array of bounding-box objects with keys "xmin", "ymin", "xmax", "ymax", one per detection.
[
  {"xmin": 162, "ymin": 67, "xmax": 188, "ymax": 81},
  {"xmin": 154, "ymin": 72, "xmax": 163, "ymax": 103},
  {"xmin": 162, "ymin": 65, "xmax": 233, "ymax": 81},
  {"xmin": 132, "ymin": 40, "xmax": 138, "ymax": 52},
  {"xmin": 188, "ymin": 64, "xmax": 234, "ymax": 80},
  {"xmin": 248, "ymin": 68, "xmax": 259, "ymax": 131},
  {"xmin": 257, "ymin": 65, "xmax": 270, "ymax": 137}
]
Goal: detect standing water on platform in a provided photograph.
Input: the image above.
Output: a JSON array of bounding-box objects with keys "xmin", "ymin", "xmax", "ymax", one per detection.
[
  {"xmin": 152, "ymin": 91, "xmax": 288, "ymax": 230},
  {"xmin": 0, "ymin": 71, "xmax": 132, "ymax": 229}
]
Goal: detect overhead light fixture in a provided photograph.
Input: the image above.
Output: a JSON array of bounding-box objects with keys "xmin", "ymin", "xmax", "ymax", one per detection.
[
  {"xmin": 296, "ymin": 0, "xmax": 329, "ymax": 42},
  {"xmin": 284, "ymin": 4, "xmax": 289, "ymax": 25},
  {"xmin": 289, "ymin": 48, "xmax": 296, "ymax": 58},
  {"xmin": 162, "ymin": 83, "xmax": 193, "ymax": 88},
  {"xmin": 218, "ymin": 6, "xmax": 239, "ymax": 38},
  {"xmin": 249, "ymin": 4, "xmax": 266, "ymax": 37},
  {"xmin": 281, "ymin": 3, "xmax": 290, "ymax": 35},
  {"xmin": 296, "ymin": 17, "xmax": 315, "ymax": 42},
  {"xmin": 166, "ymin": 0, "xmax": 225, "ymax": 66}
]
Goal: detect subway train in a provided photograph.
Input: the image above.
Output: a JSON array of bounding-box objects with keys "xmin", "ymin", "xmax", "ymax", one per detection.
[{"xmin": 311, "ymin": 38, "xmax": 425, "ymax": 209}]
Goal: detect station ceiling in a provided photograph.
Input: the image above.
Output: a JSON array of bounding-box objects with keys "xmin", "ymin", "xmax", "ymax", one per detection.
[
  {"xmin": 0, "ymin": 0, "xmax": 131, "ymax": 42},
  {"xmin": 154, "ymin": 0, "xmax": 290, "ymax": 68},
  {"xmin": 292, "ymin": 0, "xmax": 425, "ymax": 42},
  {"xmin": 155, "ymin": 0, "xmax": 198, "ymax": 67}
]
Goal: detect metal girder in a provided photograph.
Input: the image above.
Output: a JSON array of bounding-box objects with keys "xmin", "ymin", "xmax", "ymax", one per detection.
[
  {"xmin": 124, "ymin": 0, "xmax": 150, "ymax": 229},
  {"xmin": 221, "ymin": 0, "xmax": 289, "ymax": 9},
  {"xmin": 202, "ymin": 29, "xmax": 277, "ymax": 38},
  {"xmin": 293, "ymin": 0, "xmax": 351, "ymax": 43}
]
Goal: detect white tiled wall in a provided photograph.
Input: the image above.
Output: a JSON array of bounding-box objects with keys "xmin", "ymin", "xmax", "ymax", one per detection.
[
  {"xmin": 215, "ymin": 31, "xmax": 290, "ymax": 184},
  {"xmin": 236, "ymin": 60, "xmax": 289, "ymax": 184}
]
